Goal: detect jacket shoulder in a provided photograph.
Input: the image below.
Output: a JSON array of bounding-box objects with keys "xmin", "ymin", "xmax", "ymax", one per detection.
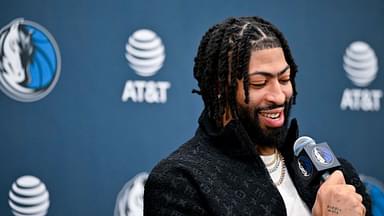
[{"xmin": 144, "ymin": 135, "xmax": 211, "ymax": 216}]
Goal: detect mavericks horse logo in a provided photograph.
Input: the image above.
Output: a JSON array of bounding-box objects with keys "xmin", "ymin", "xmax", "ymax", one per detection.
[
  {"xmin": 0, "ymin": 18, "xmax": 61, "ymax": 102},
  {"xmin": 312, "ymin": 146, "xmax": 334, "ymax": 165}
]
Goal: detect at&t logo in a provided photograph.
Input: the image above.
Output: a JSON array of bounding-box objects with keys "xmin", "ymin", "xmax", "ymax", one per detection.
[
  {"xmin": 122, "ymin": 29, "xmax": 170, "ymax": 103},
  {"xmin": 114, "ymin": 172, "xmax": 148, "ymax": 216},
  {"xmin": 8, "ymin": 175, "xmax": 50, "ymax": 216},
  {"xmin": 340, "ymin": 41, "xmax": 382, "ymax": 111},
  {"xmin": 0, "ymin": 18, "xmax": 61, "ymax": 102}
]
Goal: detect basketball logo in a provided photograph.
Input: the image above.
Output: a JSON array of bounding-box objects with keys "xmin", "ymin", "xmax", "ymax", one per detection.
[{"xmin": 0, "ymin": 18, "xmax": 61, "ymax": 102}]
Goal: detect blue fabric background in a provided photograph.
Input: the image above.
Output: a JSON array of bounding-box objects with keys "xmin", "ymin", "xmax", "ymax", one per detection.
[{"xmin": 0, "ymin": 0, "xmax": 383, "ymax": 215}]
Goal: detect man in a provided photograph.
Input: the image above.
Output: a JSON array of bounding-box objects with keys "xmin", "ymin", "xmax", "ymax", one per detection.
[{"xmin": 144, "ymin": 16, "xmax": 371, "ymax": 216}]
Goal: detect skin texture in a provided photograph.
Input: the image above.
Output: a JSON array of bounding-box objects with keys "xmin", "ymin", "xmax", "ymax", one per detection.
[{"xmin": 235, "ymin": 47, "xmax": 293, "ymax": 155}]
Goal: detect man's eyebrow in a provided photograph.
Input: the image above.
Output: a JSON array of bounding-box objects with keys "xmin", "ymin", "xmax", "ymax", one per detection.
[{"xmin": 249, "ymin": 65, "xmax": 290, "ymax": 77}]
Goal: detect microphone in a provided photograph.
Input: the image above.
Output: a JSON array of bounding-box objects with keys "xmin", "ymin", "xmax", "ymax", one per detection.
[
  {"xmin": 293, "ymin": 136, "xmax": 316, "ymax": 156},
  {"xmin": 292, "ymin": 136, "xmax": 341, "ymax": 184}
]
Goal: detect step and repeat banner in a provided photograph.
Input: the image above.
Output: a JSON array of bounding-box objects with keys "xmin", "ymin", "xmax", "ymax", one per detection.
[{"xmin": 0, "ymin": 0, "xmax": 383, "ymax": 215}]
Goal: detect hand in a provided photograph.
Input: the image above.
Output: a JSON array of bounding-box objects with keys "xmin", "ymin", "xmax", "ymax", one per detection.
[{"xmin": 312, "ymin": 170, "xmax": 366, "ymax": 216}]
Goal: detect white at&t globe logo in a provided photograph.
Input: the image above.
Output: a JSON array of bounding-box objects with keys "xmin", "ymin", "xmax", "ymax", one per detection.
[
  {"xmin": 125, "ymin": 29, "xmax": 165, "ymax": 77},
  {"xmin": 8, "ymin": 175, "xmax": 50, "ymax": 216},
  {"xmin": 122, "ymin": 29, "xmax": 171, "ymax": 104},
  {"xmin": 343, "ymin": 41, "xmax": 378, "ymax": 87},
  {"xmin": 340, "ymin": 41, "xmax": 382, "ymax": 111},
  {"xmin": 114, "ymin": 172, "xmax": 148, "ymax": 216}
]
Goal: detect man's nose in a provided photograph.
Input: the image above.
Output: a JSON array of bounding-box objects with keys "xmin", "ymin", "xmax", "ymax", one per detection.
[{"xmin": 264, "ymin": 81, "xmax": 285, "ymax": 104}]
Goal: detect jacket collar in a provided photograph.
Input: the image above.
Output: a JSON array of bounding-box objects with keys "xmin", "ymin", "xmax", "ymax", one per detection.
[
  {"xmin": 197, "ymin": 109, "xmax": 260, "ymax": 158},
  {"xmin": 197, "ymin": 110, "xmax": 319, "ymax": 207},
  {"xmin": 197, "ymin": 109, "xmax": 297, "ymax": 161}
]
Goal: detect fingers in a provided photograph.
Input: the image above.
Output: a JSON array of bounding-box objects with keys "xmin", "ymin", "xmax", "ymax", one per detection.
[
  {"xmin": 353, "ymin": 202, "xmax": 366, "ymax": 216},
  {"xmin": 356, "ymin": 193, "xmax": 363, "ymax": 203},
  {"xmin": 333, "ymin": 185, "xmax": 362, "ymax": 204},
  {"xmin": 361, "ymin": 203, "xmax": 366, "ymax": 216},
  {"xmin": 323, "ymin": 170, "xmax": 346, "ymax": 185},
  {"xmin": 317, "ymin": 183, "xmax": 357, "ymax": 203}
]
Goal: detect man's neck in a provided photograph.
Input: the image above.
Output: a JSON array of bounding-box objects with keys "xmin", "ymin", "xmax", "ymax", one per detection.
[{"xmin": 257, "ymin": 146, "xmax": 276, "ymax": 155}]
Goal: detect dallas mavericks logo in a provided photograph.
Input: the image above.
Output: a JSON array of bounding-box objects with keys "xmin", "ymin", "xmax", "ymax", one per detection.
[
  {"xmin": 297, "ymin": 156, "xmax": 313, "ymax": 177},
  {"xmin": 312, "ymin": 146, "xmax": 334, "ymax": 165},
  {"xmin": 114, "ymin": 172, "xmax": 148, "ymax": 216},
  {"xmin": 0, "ymin": 18, "xmax": 61, "ymax": 102}
]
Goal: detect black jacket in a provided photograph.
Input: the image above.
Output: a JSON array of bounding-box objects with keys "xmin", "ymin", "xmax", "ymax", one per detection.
[{"xmin": 144, "ymin": 111, "xmax": 371, "ymax": 215}]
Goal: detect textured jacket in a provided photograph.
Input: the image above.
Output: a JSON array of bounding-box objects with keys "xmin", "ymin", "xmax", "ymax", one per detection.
[{"xmin": 144, "ymin": 111, "xmax": 371, "ymax": 216}]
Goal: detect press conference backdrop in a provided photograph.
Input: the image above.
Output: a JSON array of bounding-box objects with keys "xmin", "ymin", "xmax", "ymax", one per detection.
[{"xmin": 0, "ymin": 0, "xmax": 383, "ymax": 215}]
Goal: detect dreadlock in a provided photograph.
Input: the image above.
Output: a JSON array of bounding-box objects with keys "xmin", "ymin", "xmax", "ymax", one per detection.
[{"xmin": 193, "ymin": 16, "xmax": 298, "ymax": 128}]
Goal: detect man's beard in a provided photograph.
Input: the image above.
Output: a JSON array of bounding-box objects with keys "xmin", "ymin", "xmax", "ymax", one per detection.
[{"xmin": 237, "ymin": 98, "xmax": 293, "ymax": 149}]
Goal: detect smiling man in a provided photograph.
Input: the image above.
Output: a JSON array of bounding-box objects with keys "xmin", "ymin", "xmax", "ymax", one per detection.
[{"xmin": 144, "ymin": 17, "xmax": 371, "ymax": 216}]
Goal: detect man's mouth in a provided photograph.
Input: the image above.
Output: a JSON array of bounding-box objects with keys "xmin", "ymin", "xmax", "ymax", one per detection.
[
  {"xmin": 259, "ymin": 112, "xmax": 281, "ymax": 119},
  {"xmin": 258, "ymin": 107, "xmax": 285, "ymax": 128}
]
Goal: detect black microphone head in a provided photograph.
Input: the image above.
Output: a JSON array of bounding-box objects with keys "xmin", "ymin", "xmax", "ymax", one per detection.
[{"xmin": 293, "ymin": 136, "xmax": 316, "ymax": 156}]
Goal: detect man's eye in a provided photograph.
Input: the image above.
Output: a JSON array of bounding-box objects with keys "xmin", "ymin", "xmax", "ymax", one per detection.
[
  {"xmin": 279, "ymin": 78, "xmax": 291, "ymax": 84},
  {"xmin": 250, "ymin": 81, "xmax": 266, "ymax": 88}
]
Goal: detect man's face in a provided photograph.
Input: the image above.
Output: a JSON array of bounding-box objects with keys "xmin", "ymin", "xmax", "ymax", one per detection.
[{"xmin": 236, "ymin": 47, "xmax": 293, "ymax": 149}]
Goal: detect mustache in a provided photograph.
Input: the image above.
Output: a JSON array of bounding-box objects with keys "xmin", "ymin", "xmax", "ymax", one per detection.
[{"xmin": 254, "ymin": 99, "xmax": 292, "ymax": 113}]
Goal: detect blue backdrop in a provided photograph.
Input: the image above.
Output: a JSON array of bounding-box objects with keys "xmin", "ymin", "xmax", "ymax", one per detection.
[{"xmin": 0, "ymin": 0, "xmax": 383, "ymax": 215}]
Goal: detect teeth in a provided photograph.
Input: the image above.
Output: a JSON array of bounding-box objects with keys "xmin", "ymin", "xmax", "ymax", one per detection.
[{"xmin": 260, "ymin": 112, "xmax": 280, "ymax": 119}]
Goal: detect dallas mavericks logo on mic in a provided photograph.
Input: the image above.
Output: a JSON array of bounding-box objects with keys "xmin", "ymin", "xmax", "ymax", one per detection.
[
  {"xmin": 294, "ymin": 136, "xmax": 315, "ymax": 178},
  {"xmin": 0, "ymin": 18, "xmax": 61, "ymax": 102},
  {"xmin": 8, "ymin": 175, "xmax": 50, "ymax": 216},
  {"xmin": 312, "ymin": 146, "xmax": 334, "ymax": 165},
  {"xmin": 297, "ymin": 156, "xmax": 313, "ymax": 177},
  {"xmin": 114, "ymin": 172, "xmax": 148, "ymax": 216}
]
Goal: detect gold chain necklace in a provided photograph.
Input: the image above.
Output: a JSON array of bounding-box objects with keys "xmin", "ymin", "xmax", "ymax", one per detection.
[
  {"xmin": 273, "ymin": 153, "xmax": 286, "ymax": 186},
  {"xmin": 267, "ymin": 152, "xmax": 280, "ymax": 173}
]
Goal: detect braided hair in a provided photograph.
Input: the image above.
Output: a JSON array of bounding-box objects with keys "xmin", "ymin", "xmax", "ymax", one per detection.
[{"xmin": 193, "ymin": 16, "xmax": 298, "ymax": 128}]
